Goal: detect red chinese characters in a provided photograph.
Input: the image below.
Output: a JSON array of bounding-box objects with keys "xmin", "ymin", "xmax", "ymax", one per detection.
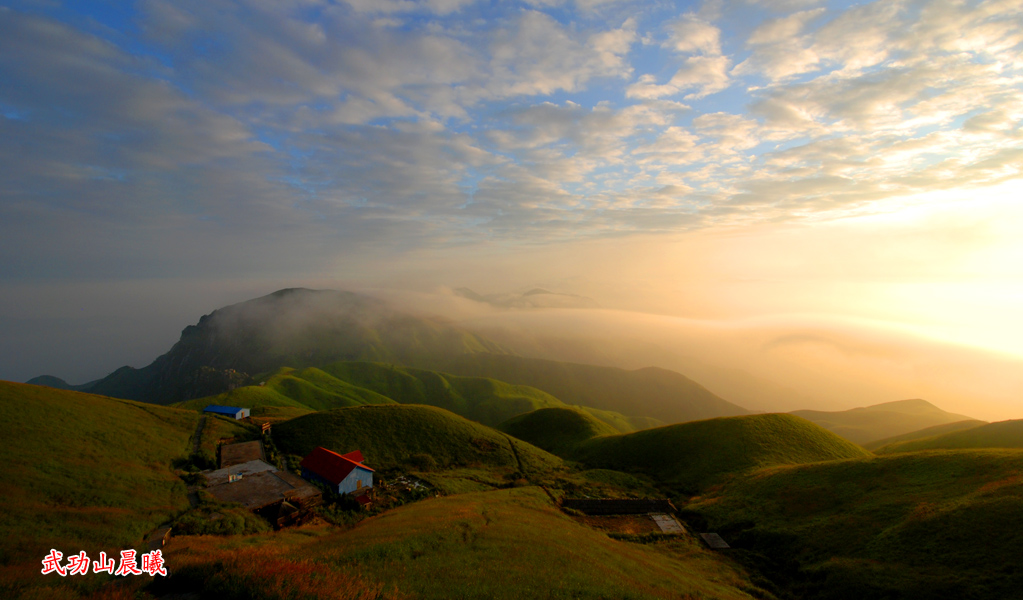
[
  {"xmin": 41, "ymin": 549, "xmax": 66, "ymax": 576},
  {"xmin": 115, "ymin": 549, "xmax": 142, "ymax": 576},
  {"xmin": 93, "ymin": 551, "xmax": 115, "ymax": 574},
  {"xmin": 66, "ymin": 551, "xmax": 90, "ymax": 575},
  {"xmin": 43, "ymin": 549, "xmax": 166, "ymax": 576},
  {"xmin": 141, "ymin": 549, "xmax": 167, "ymax": 576}
]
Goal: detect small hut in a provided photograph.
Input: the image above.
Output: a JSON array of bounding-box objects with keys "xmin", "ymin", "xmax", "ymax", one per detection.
[
  {"xmin": 203, "ymin": 405, "xmax": 250, "ymax": 420},
  {"xmin": 300, "ymin": 447, "xmax": 374, "ymax": 495}
]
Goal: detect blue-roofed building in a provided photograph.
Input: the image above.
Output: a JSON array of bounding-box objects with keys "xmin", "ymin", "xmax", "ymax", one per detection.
[{"xmin": 204, "ymin": 405, "xmax": 250, "ymax": 420}]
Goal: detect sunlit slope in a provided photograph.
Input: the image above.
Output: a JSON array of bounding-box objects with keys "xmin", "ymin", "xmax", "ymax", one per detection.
[
  {"xmin": 177, "ymin": 362, "xmax": 585, "ymax": 428},
  {"xmin": 575, "ymin": 413, "xmax": 870, "ymax": 493},
  {"xmin": 874, "ymin": 419, "xmax": 1023, "ymax": 454},
  {"xmin": 0, "ymin": 381, "xmax": 194, "ymax": 564},
  {"xmin": 274, "ymin": 404, "xmax": 562, "ymax": 474},
  {"xmin": 82, "ymin": 288, "xmax": 508, "ymax": 403},
  {"xmin": 863, "ymin": 419, "xmax": 987, "ymax": 451},
  {"xmin": 315, "ymin": 362, "xmax": 570, "ymax": 427},
  {"xmin": 791, "ymin": 398, "xmax": 975, "ymax": 445},
  {"xmin": 174, "ymin": 366, "xmax": 396, "ymax": 412},
  {"xmin": 689, "ymin": 450, "xmax": 1023, "ymax": 600},
  {"xmin": 437, "ymin": 353, "xmax": 749, "ymax": 424},
  {"xmin": 500, "ymin": 407, "xmax": 620, "ymax": 456},
  {"xmin": 168, "ymin": 487, "xmax": 767, "ymax": 600}
]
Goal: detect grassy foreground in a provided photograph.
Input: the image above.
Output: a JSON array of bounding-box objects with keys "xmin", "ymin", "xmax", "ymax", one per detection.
[
  {"xmin": 0, "ymin": 381, "xmax": 198, "ymax": 566},
  {"xmin": 688, "ymin": 449, "xmax": 1023, "ymax": 599},
  {"xmin": 165, "ymin": 487, "xmax": 769, "ymax": 600}
]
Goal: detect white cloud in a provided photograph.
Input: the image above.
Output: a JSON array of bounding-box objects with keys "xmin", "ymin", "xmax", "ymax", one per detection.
[
  {"xmin": 628, "ymin": 55, "xmax": 731, "ymax": 99},
  {"xmin": 665, "ymin": 15, "xmax": 722, "ymax": 55}
]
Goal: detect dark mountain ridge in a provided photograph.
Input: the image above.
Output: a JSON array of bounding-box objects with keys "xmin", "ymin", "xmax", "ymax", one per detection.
[{"xmin": 70, "ymin": 288, "xmax": 506, "ymax": 403}]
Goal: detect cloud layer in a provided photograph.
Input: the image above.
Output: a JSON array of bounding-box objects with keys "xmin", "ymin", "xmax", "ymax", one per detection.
[{"xmin": 1, "ymin": 0, "xmax": 1022, "ymax": 390}]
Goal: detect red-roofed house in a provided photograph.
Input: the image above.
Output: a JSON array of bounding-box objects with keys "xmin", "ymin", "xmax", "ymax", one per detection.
[{"xmin": 299, "ymin": 447, "xmax": 374, "ymax": 495}]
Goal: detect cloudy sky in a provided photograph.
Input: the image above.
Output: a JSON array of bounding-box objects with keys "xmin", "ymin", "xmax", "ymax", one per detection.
[{"xmin": 1, "ymin": 0, "xmax": 1022, "ymax": 407}]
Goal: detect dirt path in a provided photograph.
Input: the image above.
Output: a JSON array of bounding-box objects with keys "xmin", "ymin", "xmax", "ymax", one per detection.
[
  {"xmin": 190, "ymin": 416, "xmax": 206, "ymax": 456},
  {"xmin": 500, "ymin": 433, "xmax": 525, "ymax": 475}
]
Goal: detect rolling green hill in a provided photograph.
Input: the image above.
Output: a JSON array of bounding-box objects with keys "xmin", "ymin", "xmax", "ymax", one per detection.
[
  {"xmin": 313, "ymin": 362, "xmax": 570, "ymax": 427},
  {"xmin": 874, "ymin": 419, "xmax": 1023, "ymax": 454},
  {"xmin": 76, "ymin": 288, "xmax": 508, "ymax": 403},
  {"xmin": 179, "ymin": 362, "xmax": 593, "ymax": 429},
  {"xmin": 863, "ymin": 419, "xmax": 987, "ymax": 451},
  {"xmin": 434, "ymin": 353, "xmax": 749, "ymax": 425},
  {"xmin": 790, "ymin": 398, "xmax": 976, "ymax": 445},
  {"xmin": 0, "ymin": 381, "xmax": 197, "ymax": 566},
  {"xmin": 174, "ymin": 366, "xmax": 397, "ymax": 413},
  {"xmin": 573, "ymin": 413, "xmax": 871, "ymax": 493},
  {"xmin": 688, "ymin": 449, "xmax": 1023, "ymax": 600},
  {"xmin": 500, "ymin": 407, "xmax": 620, "ymax": 455},
  {"xmin": 273, "ymin": 404, "xmax": 563, "ymax": 475}
]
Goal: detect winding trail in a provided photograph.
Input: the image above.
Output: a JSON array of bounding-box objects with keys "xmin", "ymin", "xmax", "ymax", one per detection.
[
  {"xmin": 191, "ymin": 416, "xmax": 206, "ymax": 456},
  {"xmin": 500, "ymin": 433, "xmax": 525, "ymax": 475}
]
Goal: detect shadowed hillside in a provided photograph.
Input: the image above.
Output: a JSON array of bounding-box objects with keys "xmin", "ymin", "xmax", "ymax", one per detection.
[
  {"xmin": 435, "ymin": 353, "xmax": 749, "ymax": 425},
  {"xmin": 573, "ymin": 413, "xmax": 870, "ymax": 493},
  {"xmin": 689, "ymin": 450, "xmax": 1023, "ymax": 600},
  {"xmin": 874, "ymin": 419, "xmax": 1023, "ymax": 454},
  {"xmin": 0, "ymin": 381, "xmax": 196, "ymax": 565},
  {"xmin": 791, "ymin": 399, "xmax": 976, "ymax": 445},
  {"xmin": 500, "ymin": 407, "xmax": 619, "ymax": 455}
]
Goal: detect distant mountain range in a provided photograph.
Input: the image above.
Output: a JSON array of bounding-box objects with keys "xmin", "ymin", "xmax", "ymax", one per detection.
[
  {"xmin": 454, "ymin": 287, "xmax": 599, "ymax": 309},
  {"xmin": 791, "ymin": 398, "xmax": 978, "ymax": 445}
]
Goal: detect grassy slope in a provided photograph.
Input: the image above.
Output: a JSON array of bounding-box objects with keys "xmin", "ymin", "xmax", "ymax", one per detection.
[
  {"xmin": 179, "ymin": 362, "xmax": 626, "ymax": 430},
  {"xmin": 435, "ymin": 353, "xmax": 749, "ymax": 425},
  {"xmin": 574, "ymin": 413, "xmax": 871, "ymax": 493},
  {"xmin": 689, "ymin": 450, "xmax": 1023, "ymax": 600},
  {"xmin": 863, "ymin": 419, "xmax": 987, "ymax": 451},
  {"xmin": 273, "ymin": 404, "xmax": 563, "ymax": 475},
  {"xmin": 576, "ymin": 405, "xmax": 665, "ymax": 433},
  {"xmin": 167, "ymin": 487, "xmax": 768, "ymax": 600},
  {"xmin": 791, "ymin": 398, "xmax": 976, "ymax": 445},
  {"xmin": 0, "ymin": 381, "xmax": 196, "ymax": 565},
  {"xmin": 317, "ymin": 362, "xmax": 569, "ymax": 427},
  {"xmin": 174, "ymin": 366, "xmax": 396, "ymax": 412},
  {"xmin": 500, "ymin": 407, "xmax": 619, "ymax": 456},
  {"xmin": 874, "ymin": 419, "xmax": 1023, "ymax": 454}
]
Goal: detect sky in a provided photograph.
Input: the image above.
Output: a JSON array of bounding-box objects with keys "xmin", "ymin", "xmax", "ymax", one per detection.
[{"xmin": 1, "ymin": 0, "xmax": 1021, "ymax": 416}]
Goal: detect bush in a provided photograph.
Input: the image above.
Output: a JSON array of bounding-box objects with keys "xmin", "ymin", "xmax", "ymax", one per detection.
[
  {"xmin": 405, "ymin": 453, "xmax": 438, "ymax": 472},
  {"xmin": 172, "ymin": 501, "xmax": 270, "ymax": 536}
]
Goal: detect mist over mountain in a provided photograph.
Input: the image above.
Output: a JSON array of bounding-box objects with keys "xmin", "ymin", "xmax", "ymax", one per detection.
[{"xmin": 78, "ymin": 288, "xmax": 505, "ymax": 403}]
